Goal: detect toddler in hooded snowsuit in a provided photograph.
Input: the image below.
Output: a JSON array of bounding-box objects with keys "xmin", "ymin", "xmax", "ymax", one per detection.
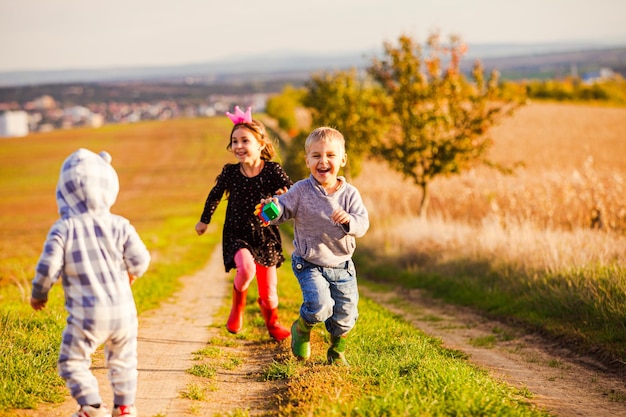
[{"xmin": 31, "ymin": 148, "xmax": 151, "ymax": 417}]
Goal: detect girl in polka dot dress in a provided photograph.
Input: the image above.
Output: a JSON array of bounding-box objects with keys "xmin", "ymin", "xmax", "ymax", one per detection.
[{"xmin": 195, "ymin": 106, "xmax": 292, "ymax": 341}]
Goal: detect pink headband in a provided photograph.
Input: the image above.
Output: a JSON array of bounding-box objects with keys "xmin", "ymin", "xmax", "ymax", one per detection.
[{"xmin": 226, "ymin": 106, "xmax": 252, "ymax": 124}]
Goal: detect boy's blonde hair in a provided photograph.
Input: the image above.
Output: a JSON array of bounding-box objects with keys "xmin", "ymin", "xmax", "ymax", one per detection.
[{"xmin": 304, "ymin": 127, "xmax": 345, "ymax": 154}]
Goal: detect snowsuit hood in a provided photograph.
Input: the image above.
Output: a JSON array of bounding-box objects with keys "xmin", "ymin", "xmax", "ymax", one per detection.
[{"xmin": 56, "ymin": 148, "xmax": 118, "ymax": 218}]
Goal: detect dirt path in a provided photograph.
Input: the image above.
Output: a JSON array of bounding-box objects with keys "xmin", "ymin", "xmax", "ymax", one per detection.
[
  {"xmin": 361, "ymin": 286, "xmax": 626, "ymax": 417},
  {"xmin": 13, "ymin": 247, "xmax": 281, "ymax": 417}
]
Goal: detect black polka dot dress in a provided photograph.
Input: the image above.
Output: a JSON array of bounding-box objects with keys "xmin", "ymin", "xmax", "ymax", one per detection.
[{"xmin": 199, "ymin": 162, "xmax": 292, "ymax": 272}]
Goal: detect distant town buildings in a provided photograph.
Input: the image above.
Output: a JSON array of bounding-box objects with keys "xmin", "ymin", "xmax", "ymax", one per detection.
[
  {"xmin": 581, "ymin": 67, "xmax": 615, "ymax": 84},
  {"xmin": 0, "ymin": 91, "xmax": 272, "ymax": 137},
  {"xmin": 570, "ymin": 65, "xmax": 617, "ymax": 84},
  {"xmin": 0, "ymin": 110, "xmax": 29, "ymax": 138}
]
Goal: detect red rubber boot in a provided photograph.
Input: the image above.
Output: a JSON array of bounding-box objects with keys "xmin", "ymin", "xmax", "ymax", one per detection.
[
  {"xmin": 257, "ymin": 298, "xmax": 291, "ymax": 341},
  {"xmin": 226, "ymin": 285, "xmax": 247, "ymax": 333}
]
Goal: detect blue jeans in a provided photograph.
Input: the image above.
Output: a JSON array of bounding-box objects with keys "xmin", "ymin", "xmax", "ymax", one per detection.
[{"xmin": 291, "ymin": 254, "xmax": 359, "ymax": 337}]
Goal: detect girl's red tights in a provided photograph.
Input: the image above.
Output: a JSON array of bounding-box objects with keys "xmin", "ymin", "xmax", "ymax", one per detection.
[{"xmin": 233, "ymin": 248, "xmax": 278, "ymax": 309}]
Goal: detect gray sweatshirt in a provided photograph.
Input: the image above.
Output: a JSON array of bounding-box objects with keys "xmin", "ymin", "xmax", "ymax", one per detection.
[{"xmin": 273, "ymin": 175, "xmax": 369, "ymax": 267}]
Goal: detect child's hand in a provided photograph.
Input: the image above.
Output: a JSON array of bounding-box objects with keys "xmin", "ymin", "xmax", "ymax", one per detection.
[
  {"xmin": 274, "ymin": 186, "xmax": 288, "ymax": 196},
  {"xmin": 30, "ymin": 297, "xmax": 47, "ymax": 311},
  {"xmin": 195, "ymin": 221, "xmax": 208, "ymax": 236},
  {"xmin": 259, "ymin": 197, "xmax": 277, "ymax": 206},
  {"xmin": 255, "ymin": 198, "xmax": 280, "ymax": 227},
  {"xmin": 331, "ymin": 208, "xmax": 350, "ymax": 225}
]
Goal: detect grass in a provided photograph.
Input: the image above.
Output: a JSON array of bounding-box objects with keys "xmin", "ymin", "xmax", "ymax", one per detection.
[
  {"xmin": 354, "ymin": 215, "xmax": 626, "ymax": 367},
  {"xmin": 0, "ymin": 305, "xmax": 66, "ymax": 409},
  {"xmin": 1, "ymin": 104, "xmax": 622, "ymax": 414},
  {"xmin": 191, "ymin": 336, "xmax": 245, "ymax": 376},
  {"xmin": 269, "ymin": 296, "xmax": 546, "ymax": 416},
  {"xmin": 180, "ymin": 383, "xmax": 208, "ymax": 401},
  {"xmin": 187, "ymin": 364, "xmax": 218, "ymax": 379},
  {"xmin": 194, "ymin": 250, "xmax": 549, "ymax": 415}
]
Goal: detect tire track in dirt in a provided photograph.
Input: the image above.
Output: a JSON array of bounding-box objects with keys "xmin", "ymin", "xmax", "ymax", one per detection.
[{"xmin": 361, "ymin": 286, "xmax": 626, "ymax": 417}]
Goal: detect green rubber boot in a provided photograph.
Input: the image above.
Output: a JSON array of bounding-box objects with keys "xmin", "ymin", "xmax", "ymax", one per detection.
[
  {"xmin": 327, "ymin": 335, "xmax": 349, "ymax": 366},
  {"xmin": 290, "ymin": 317, "xmax": 313, "ymax": 360}
]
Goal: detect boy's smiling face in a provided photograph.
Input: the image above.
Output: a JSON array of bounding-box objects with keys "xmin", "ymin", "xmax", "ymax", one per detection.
[{"xmin": 305, "ymin": 139, "xmax": 347, "ymax": 188}]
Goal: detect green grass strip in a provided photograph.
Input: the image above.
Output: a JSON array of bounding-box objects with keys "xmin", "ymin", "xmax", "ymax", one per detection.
[
  {"xmin": 273, "ymin": 297, "xmax": 548, "ymax": 416},
  {"xmin": 355, "ymin": 249, "xmax": 626, "ymax": 367}
]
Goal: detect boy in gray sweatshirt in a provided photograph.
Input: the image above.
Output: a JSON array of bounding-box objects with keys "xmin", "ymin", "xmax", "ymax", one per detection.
[{"xmin": 261, "ymin": 127, "xmax": 369, "ymax": 365}]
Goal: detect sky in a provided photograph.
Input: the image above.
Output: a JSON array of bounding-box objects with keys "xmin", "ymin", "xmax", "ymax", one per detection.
[{"xmin": 1, "ymin": 0, "xmax": 626, "ymax": 72}]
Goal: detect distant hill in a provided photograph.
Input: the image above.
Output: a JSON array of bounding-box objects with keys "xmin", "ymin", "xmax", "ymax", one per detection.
[
  {"xmin": 479, "ymin": 47, "xmax": 626, "ymax": 80},
  {"xmin": 1, "ymin": 42, "xmax": 625, "ymax": 87},
  {"xmin": 0, "ymin": 51, "xmax": 371, "ymax": 88}
]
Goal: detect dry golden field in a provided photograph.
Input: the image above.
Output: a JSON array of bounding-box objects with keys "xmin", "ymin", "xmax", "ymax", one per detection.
[{"xmin": 355, "ymin": 101, "xmax": 626, "ymax": 234}]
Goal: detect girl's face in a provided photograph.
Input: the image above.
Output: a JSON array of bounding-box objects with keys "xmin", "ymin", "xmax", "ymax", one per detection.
[
  {"xmin": 230, "ymin": 126, "xmax": 265, "ymax": 165},
  {"xmin": 305, "ymin": 139, "xmax": 347, "ymax": 188}
]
